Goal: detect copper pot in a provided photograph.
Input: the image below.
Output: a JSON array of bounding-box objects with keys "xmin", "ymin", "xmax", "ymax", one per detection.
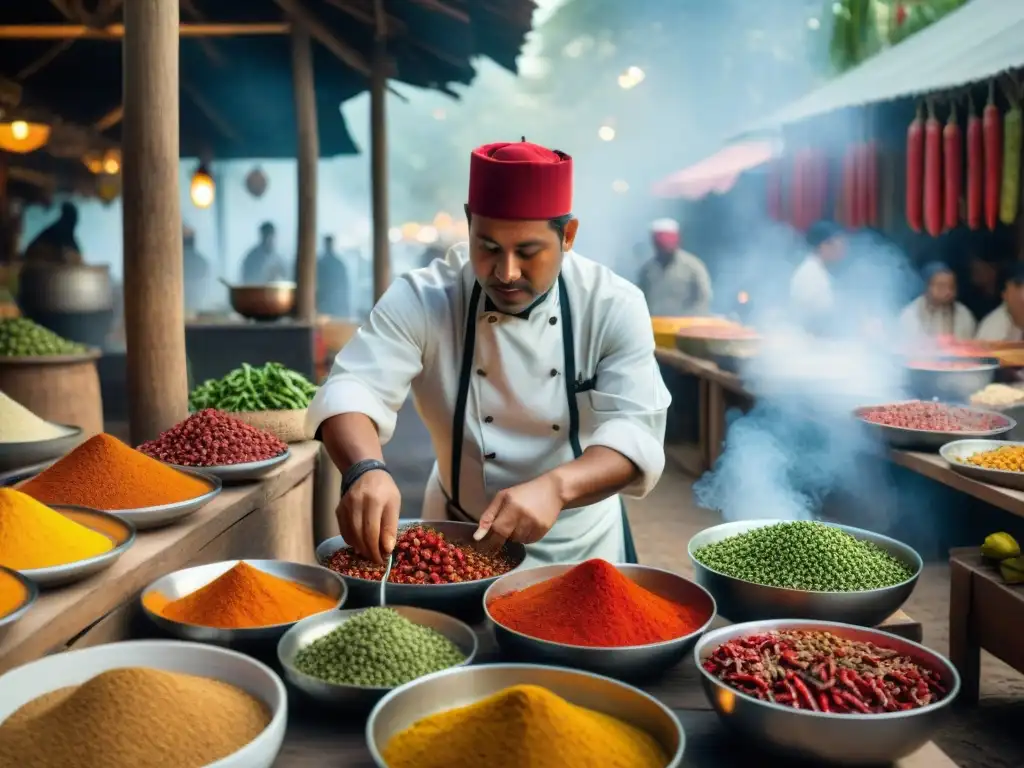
[{"xmin": 223, "ymin": 280, "xmax": 296, "ymax": 321}]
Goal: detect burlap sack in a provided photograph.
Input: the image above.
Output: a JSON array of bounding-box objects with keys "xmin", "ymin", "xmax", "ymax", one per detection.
[{"xmin": 231, "ymin": 408, "xmax": 307, "ymax": 443}]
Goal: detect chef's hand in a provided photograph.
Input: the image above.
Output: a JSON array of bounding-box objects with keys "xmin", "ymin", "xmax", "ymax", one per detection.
[
  {"xmin": 336, "ymin": 470, "xmax": 401, "ymax": 565},
  {"xmin": 473, "ymin": 474, "xmax": 562, "ymax": 546}
]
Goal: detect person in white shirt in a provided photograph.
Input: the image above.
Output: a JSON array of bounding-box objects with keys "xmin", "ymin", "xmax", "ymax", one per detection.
[
  {"xmin": 637, "ymin": 219, "xmax": 713, "ymax": 316},
  {"xmin": 976, "ymin": 264, "xmax": 1024, "ymax": 342},
  {"xmin": 307, "ymin": 140, "xmax": 671, "ymax": 566},
  {"xmin": 789, "ymin": 220, "xmax": 846, "ymax": 331},
  {"xmin": 898, "ymin": 261, "xmax": 976, "ymax": 341}
]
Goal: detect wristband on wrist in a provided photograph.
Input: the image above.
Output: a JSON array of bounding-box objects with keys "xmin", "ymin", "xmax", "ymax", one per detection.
[{"xmin": 341, "ymin": 459, "xmax": 390, "ymax": 496}]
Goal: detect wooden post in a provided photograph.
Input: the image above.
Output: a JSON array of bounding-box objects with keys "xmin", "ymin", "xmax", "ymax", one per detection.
[
  {"xmin": 122, "ymin": 0, "xmax": 188, "ymax": 444},
  {"xmin": 291, "ymin": 20, "xmax": 318, "ymax": 323},
  {"xmin": 370, "ymin": 1, "xmax": 390, "ymax": 302}
]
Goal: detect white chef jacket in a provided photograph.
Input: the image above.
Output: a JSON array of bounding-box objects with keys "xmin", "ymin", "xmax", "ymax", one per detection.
[
  {"xmin": 638, "ymin": 249, "xmax": 713, "ymax": 317},
  {"xmin": 789, "ymin": 254, "xmax": 834, "ymax": 321},
  {"xmin": 897, "ymin": 296, "xmax": 977, "ymax": 341},
  {"xmin": 976, "ymin": 303, "xmax": 1024, "ymax": 342},
  {"xmin": 306, "ymin": 243, "xmax": 671, "ymax": 566}
]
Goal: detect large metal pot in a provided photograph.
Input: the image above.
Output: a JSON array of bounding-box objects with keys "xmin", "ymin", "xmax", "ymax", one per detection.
[
  {"xmin": 16, "ymin": 263, "xmax": 115, "ymax": 348},
  {"xmin": 224, "ymin": 281, "xmax": 296, "ymax": 321}
]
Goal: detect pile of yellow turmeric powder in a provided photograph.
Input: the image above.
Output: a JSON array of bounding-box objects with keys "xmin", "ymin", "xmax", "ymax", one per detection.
[
  {"xmin": 964, "ymin": 445, "xmax": 1024, "ymax": 472},
  {"xmin": 0, "ymin": 488, "xmax": 113, "ymax": 570},
  {"xmin": 382, "ymin": 684, "xmax": 669, "ymax": 768}
]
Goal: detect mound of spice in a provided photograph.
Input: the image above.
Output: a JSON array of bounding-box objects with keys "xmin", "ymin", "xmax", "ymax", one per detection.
[
  {"xmin": 0, "ymin": 667, "xmax": 270, "ymax": 768},
  {"xmin": 0, "ymin": 489, "xmax": 113, "ymax": 570},
  {"xmin": 703, "ymin": 629, "xmax": 949, "ymax": 714},
  {"xmin": 144, "ymin": 561, "xmax": 337, "ymax": 629},
  {"xmin": 488, "ymin": 559, "xmax": 704, "ymax": 647},
  {"xmin": 324, "ymin": 524, "xmax": 517, "ymax": 585},
  {"xmin": 692, "ymin": 521, "xmax": 914, "ymax": 592},
  {"xmin": 858, "ymin": 401, "xmax": 1007, "ymax": 432},
  {"xmin": 383, "ymin": 683, "xmax": 668, "ymax": 768},
  {"xmin": 19, "ymin": 433, "xmax": 211, "ymax": 510},
  {"xmin": 138, "ymin": 409, "xmax": 287, "ymax": 467},
  {"xmin": 293, "ymin": 607, "xmax": 465, "ymax": 687},
  {"xmin": 0, "ymin": 392, "xmax": 73, "ymax": 443},
  {"xmin": 0, "ymin": 568, "xmax": 28, "ymax": 619},
  {"xmin": 0, "ymin": 317, "xmax": 87, "ymax": 357},
  {"xmin": 962, "ymin": 444, "xmax": 1024, "ymax": 472}
]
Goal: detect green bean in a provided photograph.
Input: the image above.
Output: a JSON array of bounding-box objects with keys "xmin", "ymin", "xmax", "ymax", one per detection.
[{"xmin": 188, "ymin": 362, "xmax": 319, "ymax": 412}]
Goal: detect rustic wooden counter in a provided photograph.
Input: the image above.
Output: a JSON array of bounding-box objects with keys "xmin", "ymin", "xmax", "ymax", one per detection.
[{"xmin": 0, "ymin": 441, "xmax": 321, "ymax": 674}]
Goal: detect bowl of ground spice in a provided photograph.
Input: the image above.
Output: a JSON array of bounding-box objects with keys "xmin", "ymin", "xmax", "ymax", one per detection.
[
  {"xmin": 694, "ymin": 619, "xmax": 959, "ymax": 764},
  {"xmin": 17, "ymin": 433, "xmax": 221, "ymax": 529},
  {"xmin": 0, "ymin": 566, "xmax": 37, "ymax": 643},
  {"xmin": 483, "ymin": 559, "xmax": 715, "ymax": 681},
  {"xmin": 0, "ymin": 391, "xmax": 83, "ymax": 472},
  {"xmin": 142, "ymin": 559, "xmax": 347, "ymax": 644},
  {"xmin": 688, "ymin": 520, "xmax": 922, "ymax": 626},
  {"xmin": 0, "ymin": 489, "xmax": 135, "ymax": 588},
  {"xmin": 278, "ymin": 606, "xmax": 477, "ymax": 708},
  {"xmin": 0, "ymin": 639, "xmax": 287, "ymax": 768},
  {"xmin": 367, "ymin": 663, "xmax": 685, "ymax": 768}
]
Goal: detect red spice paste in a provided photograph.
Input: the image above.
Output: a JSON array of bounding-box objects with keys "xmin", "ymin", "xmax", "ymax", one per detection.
[{"xmin": 487, "ymin": 559, "xmax": 705, "ymax": 647}]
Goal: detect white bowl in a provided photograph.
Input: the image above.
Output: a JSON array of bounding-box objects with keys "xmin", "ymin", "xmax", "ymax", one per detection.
[{"xmin": 0, "ymin": 640, "xmax": 287, "ymax": 767}]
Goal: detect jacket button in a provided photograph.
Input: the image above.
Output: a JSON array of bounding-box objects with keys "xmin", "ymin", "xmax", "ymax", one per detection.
[
  {"xmin": 550, "ymin": 369, "xmax": 558, "ymax": 377},
  {"xmin": 552, "ymin": 424, "xmax": 560, "ymax": 431},
  {"xmin": 477, "ymin": 368, "xmax": 486, "ymax": 377},
  {"xmin": 549, "ymin": 317, "xmax": 557, "ymax": 325},
  {"xmin": 484, "ymin": 416, "xmax": 494, "ymax": 423},
  {"xmin": 488, "ymin": 315, "xmax": 498, "ymax": 324},
  {"xmin": 484, "ymin": 452, "xmax": 497, "ymax": 460}
]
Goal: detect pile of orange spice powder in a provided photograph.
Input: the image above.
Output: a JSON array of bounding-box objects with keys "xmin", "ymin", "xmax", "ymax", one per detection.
[
  {"xmin": 19, "ymin": 433, "xmax": 210, "ymax": 510},
  {"xmin": 487, "ymin": 559, "xmax": 706, "ymax": 647}
]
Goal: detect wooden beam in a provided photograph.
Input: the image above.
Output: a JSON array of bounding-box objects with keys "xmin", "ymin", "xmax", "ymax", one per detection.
[
  {"xmin": 94, "ymin": 105, "xmax": 123, "ymax": 132},
  {"xmin": 408, "ymin": 0, "xmax": 469, "ymax": 23},
  {"xmin": 0, "ymin": 23, "xmax": 289, "ymax": 40},
  {"xmin": 16, "ymin": 39, "xmax": 76, "ymax": 81},
  {"xmin": 323, "ymin": 0, "xmax": 406, "ymax": 35},
  {"xmin": 122, "ymin": 0, "xmax": 188, "ymax": 445},
  {"xmin": 371, "ymin": 0, "xmax": 390, "ymax": 302},
  {"xmin": 182, "ymin": 82, "xmax": 240, "ymax": 142},
  {"xmin": 272, "ymin": 0, "xmax": 372, "ymax": 77},
  {"xmin": 291, "ymin": 21, "xmax": 319, "ymax": 324},
  {"xmin": 180, "ymin": 0, "xmax": 227, "ymax": 67}
]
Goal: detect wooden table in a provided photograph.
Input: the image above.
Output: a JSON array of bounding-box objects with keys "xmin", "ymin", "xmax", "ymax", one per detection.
[
  {"xmin": 0, "ymin": 441, "xmax": 321, "ymax": 674},
  {"xmin": 891, "ymin": 451, "xmax": 1024, "ymax": 521}
]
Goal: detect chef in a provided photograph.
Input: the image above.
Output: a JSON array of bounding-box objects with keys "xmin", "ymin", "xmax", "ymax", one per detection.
[
  {"xmin": 789, "ymin": 220, "xmax": 846, "ymax": 333},
  {"xmin": 637, "ymin": 219, "xmax": 713, "ymax": 316},
  {"xmin": 897, "ymin": 261, "xmax": 976, "ymax": 341},
  {"xmin": 976, "ymin": 263, "xmax": 1024, "ymax": 342},
  {"xmin": 306, "ymin": 140, "xmax": 670, "ymax": 566}
]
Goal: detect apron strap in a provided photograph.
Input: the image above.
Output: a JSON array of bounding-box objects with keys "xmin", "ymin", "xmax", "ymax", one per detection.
[
  {"xmin": 557, "ymin": 275, "xmax": 583, "ymax": 460},
  {"xmin": 449, "ymin": 281, "xmax": 482, "ymax": 509}
]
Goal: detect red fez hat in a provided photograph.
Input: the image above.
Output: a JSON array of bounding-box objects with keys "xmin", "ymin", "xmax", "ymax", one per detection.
[{"xmin": 467, "ymin": 140, "xmax": 573, "ymax": 220}]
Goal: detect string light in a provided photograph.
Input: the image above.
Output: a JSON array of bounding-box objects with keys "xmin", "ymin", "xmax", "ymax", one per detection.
[
  {"xmin": 416, "ymin": 225, "xmax": 439, "ymax": 244},
  {"xmin": 190, "ymin": 163, "xmax": 215, "ymax": 209},
  {"xmin": 0, "ymin": 120, "xmax": 50, "ymax": 153},
  {"xmin": 598, "ymin": 125, "xmax": 616, "ymax": 141},
  {"xmin": 388, "ymin": 227, "xmax": 403, "ymax": 243},
  {"xmin": 617, "ymin": 66, "xmax": 646, "ymax": 90},
  {"xmin": 807, "ymin": 17, "xmax": 820, "ymax": 30},
  {"xmin": 612, "ymin": 180, "xmax": 629, "ymax": 193}
]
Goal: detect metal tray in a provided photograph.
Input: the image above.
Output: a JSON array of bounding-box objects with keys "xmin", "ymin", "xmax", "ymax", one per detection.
[
  {"xmin": 19, "ymin": 505, "xmax": 136, "ymax": 588},
  {"xmin": 0, "ymin": 425, "xmax": 83, "ymax": 473},
  {"xmin": 940, "ymin": 438, "xmax": 1024, "ymax": 491},
  {"xmin": 103, "ymin": 469, "xmax": 221, "ymax": 529},
  {"xmin": 0, "ymin": 566, "xmax": 38, "ymax": 644},
  {"xmin": 854, "ymin": 404, "xmax": 1015, "ymax": 450},
  {"xmin": 168, "ymin": 448, "xmax": 290, "ymax": 483}
]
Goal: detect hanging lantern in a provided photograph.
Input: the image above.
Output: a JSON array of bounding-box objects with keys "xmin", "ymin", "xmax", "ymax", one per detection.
[
  {"xmin": 245, "ymin": 166, "xmax": 267, "ymax": 198},
  {"xmin": 82, "ymin": 151, "xmax": 104, "ymax": 175},
  {"xmin": 0, "ymin": 120, "xmax": 50, "ymax": 154},
  {"xmin": 102, "ymin": 148, "xmax": 121, "ymax": 175},
  {"xmin": 96, "ymin": 173, "xmax": 121, "ymax": 204},
  {"xmin": 190, "ymin": 163, "xmax": 215, "ymax": 209}
]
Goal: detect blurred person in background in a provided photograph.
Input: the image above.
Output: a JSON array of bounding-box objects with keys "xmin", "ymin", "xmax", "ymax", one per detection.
[
  {"xmin": 637, "ymin": 219, "xmax": 713, "ymax": 317},
  {"xmin": 961, "ymin": 250, "xmax": 1002, "ymax": 322},
  {"xmin": 976, "ymin": 263, "xmax": 1024, "ymax": 342},
  {"xmin": 898, "ymin": 261, "xmax": 976, "ymax": 341},
  {"xmin": 182, "ymin": 224, "xmax": 210, "ymax": 315},
  {"xmin": 316, "ymin": 235, "xmax": 350, "ymax": 318},
  {"xmin": 241, "ymin": 221, "xmax": 288, "ymax": 284},
  {"xmin": 789, "ymin": 220, "xmax": 847, "ymax": 333},
  {"xmin": 23, "ymin": 202, "xmax": 84, "ymax": 265}
]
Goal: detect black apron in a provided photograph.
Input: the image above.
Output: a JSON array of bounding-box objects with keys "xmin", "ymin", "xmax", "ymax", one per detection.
[{"xmin": 444, "ymin": 275, "xmax": 638, "ymax": 564}]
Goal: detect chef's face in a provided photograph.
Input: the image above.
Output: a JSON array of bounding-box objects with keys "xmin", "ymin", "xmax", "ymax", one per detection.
[
  {"xmin": 469, "ymin": 213, "xmax": 578, "ymax": 312},
  {"xmin": 927, "ymin": 271, "xmax": 956, "ymax": 306}
]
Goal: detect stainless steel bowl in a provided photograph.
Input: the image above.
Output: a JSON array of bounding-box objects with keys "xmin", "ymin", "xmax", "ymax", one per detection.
[
  {"xmin": 687, "ymin": 520, "xmax": 921, "ymax": 626},
  {"xmin": 0, "ymin": 424, "xmax": 83, "ymax": 473},
  {"xmin": 854, "ymin": 403, "xmax": 1015, "ymax": 450},
  {"xmin": 168, "ymin": 448, "xmax": 290, "ymax": 484},
  {"xmin": 19, "ymin": 505, "xmax": 135, "ymax": 588},
  {"xmin": 226, "ymin": 282, "xmax": 296, "ymax": 321},
  {"xmin": 483, "ymin": 563, "xmax": 715, "ymax": 680},
  {"xmin": 316, "ymin": 520, "xmax": 527, "ymax": 617},
  {"xmin": 141, "ymin": 559, "xmax": 347, "ymax": 644},
  {"xmin": 694, "ymin": 620, "xmax": 959, "ymax": 764},
  {"xmin": 906, "ymin": 357, "xmax": 999, "ymax": 402},
  {"xmin": 366, "ymin": 663, "xmax": 685, "ymax": 767},
  {"xmin": 101, "ymin": 468, "xmax": 222, "ymax": 529},
  {"xmin": 0, "ymin": 566, "xmax": 38, "ymax": 643},
  {"xmin": 940, "ymin": 438, "xmax": 1024, "ymax": 491},
  {"xmin": 277, "ymin": 606, "xmax": 478, "ymax": 709}
]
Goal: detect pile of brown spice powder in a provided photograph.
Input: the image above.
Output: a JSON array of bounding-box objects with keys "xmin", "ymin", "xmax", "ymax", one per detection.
[{"xmin": 0, "ymin": 667, "xmax": 271, "ymax": 768}]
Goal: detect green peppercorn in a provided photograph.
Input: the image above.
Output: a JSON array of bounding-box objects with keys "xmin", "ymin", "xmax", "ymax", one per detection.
[
  {"xmin": 692, "ymin": 521, "xmax": 915, "ymax": 592},
  {"xmin": 0, "ymin": 318, "xmax": 87, "ymax": 357},
  {"xmin": 292, "ymin": 607, "xmax": 466, "ymax": 687}
]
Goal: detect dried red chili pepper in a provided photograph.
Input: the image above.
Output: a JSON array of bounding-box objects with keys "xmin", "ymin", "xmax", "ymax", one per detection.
[
  {"xmin": 906, "ymin": 104, "xmax": 925, "ymax": 232},
  {"xmin": 924, "ymin": 100, "xmax": 944, "ymax": 237},
  {"xmin": 966, "ymin": 98, "xmax": 984, "ymax": 230},
  {"xmin": 943, "ymin": 102, "xmax": 962, "ymax": 230},
  {"xmin": 984, "ymin": 81, "xmax": 1003, "ymax": 231}
]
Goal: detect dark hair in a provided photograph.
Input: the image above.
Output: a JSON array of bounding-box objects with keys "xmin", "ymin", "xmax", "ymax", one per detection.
[
  {"xmin": 1000, "ymin": 262, "xmax": 1024, "ymax": 291},
  {"xmin": 259, "ymin": 221, "xmax": 275, "ymax": 236},
  {"xmin": 464, "ymin": 205, "xmax": 573, "ymax": 243},
  {"xmin": 805, "ymin": 219, "xmax": 842, "ymax": 248}
]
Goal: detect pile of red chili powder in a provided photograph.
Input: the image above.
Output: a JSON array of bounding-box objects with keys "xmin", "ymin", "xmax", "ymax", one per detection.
[
  {"xmin": 138, "ymin": 409, "xmax": 287, "ymax": 467},
  {"xmin": 487, "ymin": 559, "xmax": 706, "ymax": 647}
]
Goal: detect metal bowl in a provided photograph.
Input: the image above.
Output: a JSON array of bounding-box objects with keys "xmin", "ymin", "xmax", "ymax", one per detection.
[
  {"xmin": 316, "ymin": 520, "xmax": 527, "ymax": 617},
  {"xmin": 940, "ymin": 438, "xmax": 1024, "ymax": 491},
  {"xmin": 366, "ymin": 663, "xmax": 686, "ymax": 768},
  {"xmin": 98, "ymin": 468, "xmax": 222, "ymax": 529},
  {"xmin": 905, "ymin": 356, "xmax": 999, "ymax": 402},
  {"xmin": 483, "ymin": 563, "xmax": 716, "ymax": 681},
  {"xmin": 227, "ymin": 282, "xmax": 296, "ymax": 321},
  {"xmin": 167, "ymin": 448, "xmax": 290, "ymax": 484},
  {"xmin": 278, "ymin": 606, "xmax": 478, "ymax": 709},
  {"xmin": 0, "ymin": 424, "xmax": 83, "ymax": 473},
  {"xmin": 141, "ymin": 559, "xmax": 347, "ymax": 644},
  {"xmin": 0, "ymin": 566, "xmax": 38, "ymax": 643},
  {"xmin": 854, "ymin": 403, "xmax": 1015, "ymax": 450},
  {"xmin": 687, "ymin": 520, "xmax": 922, "ymax": 626},
  {"xmin": 18, "ymin": 505, "xmax": 135, "ymax": 588},
  {"xmin": 0, "ymin": 640, "xmax": 287, "ymax": 768},
  {"xmin": 694, "ymin": 620, "xmax": 959, "ymax": 764}
]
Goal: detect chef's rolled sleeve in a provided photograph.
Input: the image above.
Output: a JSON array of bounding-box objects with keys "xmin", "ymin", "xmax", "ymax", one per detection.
[
  {"xmin": 585, "ymin": 290, "xmax": 671, "ymax": 498},
  {"xmin": 305, "ymin": 277, "xmax": 427, "ymax": 444}
]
